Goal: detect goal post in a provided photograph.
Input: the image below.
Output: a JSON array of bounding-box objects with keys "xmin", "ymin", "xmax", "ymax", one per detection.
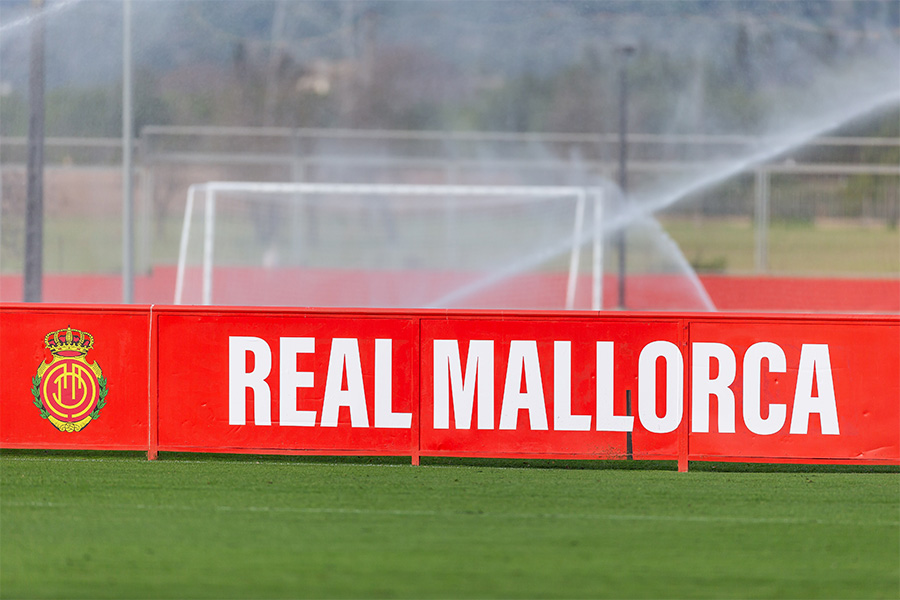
[{"xmin": 175, "ymin": 181, "xmax": 604, "ymax": 310}]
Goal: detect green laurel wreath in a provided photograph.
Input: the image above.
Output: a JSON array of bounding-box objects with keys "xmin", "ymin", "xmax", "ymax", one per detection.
[
  {"xmin": 90, "ymin": 376, "xmax": 108, "ymax": 419},
  {"xmin": 31, "ymin": 374, "xmax": 108, "ymax": 420},
  {"xmin": 31, "ymin": 375, "xmax": 49, "ymax": 419}
]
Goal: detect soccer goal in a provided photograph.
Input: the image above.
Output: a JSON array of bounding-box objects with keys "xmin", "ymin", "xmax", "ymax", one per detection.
[{"xmin": 174, "ymin": 181, "xmax": 604, "ymax": 310}]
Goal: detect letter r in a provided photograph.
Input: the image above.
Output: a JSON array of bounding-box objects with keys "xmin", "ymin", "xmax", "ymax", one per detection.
[{"xmin": 229, "ymin": 336, "xmax": 272, "ymax": 425}]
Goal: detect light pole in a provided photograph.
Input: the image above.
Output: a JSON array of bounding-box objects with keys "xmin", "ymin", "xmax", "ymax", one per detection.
[
  {"xmin": 616, "ymin": 42, "xmax": 635, "ymax": 310},
  {"xmin": 122, "ymin": 0, "xmax": 134, "ymax": 303},
  {"xmin": 24, "ymin": 0, "xmax": 45, "ymax": 302}
]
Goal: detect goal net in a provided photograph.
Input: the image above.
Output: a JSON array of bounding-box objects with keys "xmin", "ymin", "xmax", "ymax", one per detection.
[{"xmin": 174, "ymin": 182, "xmax": 604, "ymax": 310}]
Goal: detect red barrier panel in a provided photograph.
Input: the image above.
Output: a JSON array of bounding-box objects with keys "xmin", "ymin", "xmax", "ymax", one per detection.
[
  {"xmin": 686, "ymin": 316, "xmax": 900, "ymax": 464},
  {"xmin": 419, "ymin": 315, "xmax": 685, "ymax": 461},
  {"xmin": 153, "ymin": 307, "xmax": 419, "ymax": 458},
  {"xmin": 2, "ymin": 304, "xmax": 897, "ymax": 468},
  {"xmin": 0, "ymin": 305, "xmax": 151, "ymax": 451}
]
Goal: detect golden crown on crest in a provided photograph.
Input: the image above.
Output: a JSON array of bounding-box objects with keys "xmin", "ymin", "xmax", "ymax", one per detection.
[{"xmin": 43, "ymin": 326, "xmax": 94, "ymax": 356}]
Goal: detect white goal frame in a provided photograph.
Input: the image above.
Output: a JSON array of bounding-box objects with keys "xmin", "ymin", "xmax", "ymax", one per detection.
[{"xmin": 175, "ymin": 181, "xmax": 604, "ymax": 310}]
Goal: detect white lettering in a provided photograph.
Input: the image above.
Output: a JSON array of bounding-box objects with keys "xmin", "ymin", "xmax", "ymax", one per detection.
[
  {"xmin": 499, "ymin": 340, "xmax": 549, "ymax": 430},
  {"xmin": 638, "ymin": 341, "xmax": 683, "ymax": 434},
  {"xmin": 742, "ymin": 342, "xmax": 787, "ymax": 435},
  {"xmin": 596, "ymin": 341, "xmax": 632, "ymax": 432},
  {"xmin": 692, "ymin": 342, "xmax": 736, "ymax": 433},
  {"xmin": 322, "ymin": 338, "xmax": 369, "ymax": 428},
  {"xmin": 279, "ymin": 337, "xmax": 316, "ymax": 426},
  {"xmin": 433, "ymin": 340, "xmax": 494, "ymax": 430},
  {"xmin": 790, "ymin": 344, "xmax": 839, "ymax": 435},
  {"xmin": 374, "ymin": 339, "xmax": 412, "ymax": 428},
  {"xmin": 229, "ymin": 334, "xmax": 840, "ymax": 438},
  {"xmin": 553, "ymin": 341, "xmax": 591, "ymax": 431},
  {"xmin": 228, "ymin": 336, "xmax": 272, "ymax": 426}
]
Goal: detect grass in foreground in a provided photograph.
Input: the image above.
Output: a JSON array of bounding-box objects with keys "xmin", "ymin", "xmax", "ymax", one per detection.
[{"xmin": 1, "ymin": 451, "xmax": 898, "ymax": 599}]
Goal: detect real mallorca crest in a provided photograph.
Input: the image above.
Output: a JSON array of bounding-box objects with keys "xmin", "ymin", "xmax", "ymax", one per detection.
[{"xmin": 32, "ymin": 327, "xmax": 107, "ymax": 432}]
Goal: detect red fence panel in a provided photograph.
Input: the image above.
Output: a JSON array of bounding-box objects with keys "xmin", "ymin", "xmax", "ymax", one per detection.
[
  {"xmin": 419, "ymin": 315, "xmax": 685, "ymax": 460},
  {"xmin": 2, "ymin": 304, "xmax": 897, "ymax": 467},
  {"xmin": 0, "ymin": 304, "xmax": 151, "ymax": 451},
  {"xmin": 686, "ymin": 315, "xmax": 900, "ymax": 464},
  {"xmin": 152, "ymin": 307, "xmax": 419, "ymax": 457}
]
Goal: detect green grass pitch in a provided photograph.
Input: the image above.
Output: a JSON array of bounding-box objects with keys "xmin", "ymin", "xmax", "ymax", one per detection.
[{"xmin": 1, "ymin": 451, "xmax": 898, "ymax": 599}]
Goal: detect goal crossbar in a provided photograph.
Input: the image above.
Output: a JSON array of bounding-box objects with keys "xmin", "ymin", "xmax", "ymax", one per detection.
[{"xmin": 175, "ymin": 181, "xmax": 604, "ymax": 309}]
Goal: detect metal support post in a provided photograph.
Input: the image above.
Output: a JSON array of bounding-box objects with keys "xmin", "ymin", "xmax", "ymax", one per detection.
[
  {"xmin": 24, "ymin": 0, "xmax": 45, "ymax": 302},
  {"xmin": 755, "ymin": 168, "xmax": 770, "ymax": 273},
  {"xmin": 122, "ymin": 0, "xmax": 134, "ymax": 302}
]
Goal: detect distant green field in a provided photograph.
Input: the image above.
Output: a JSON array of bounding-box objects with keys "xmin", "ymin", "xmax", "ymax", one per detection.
[
  {"xmin": 2, "ymin": 451, "xmax": 898, "ymax": 599},
  {"xmin": 3, "ymin": 213, "xmax": 898, "ymax": 278},
  {"xmin": 661, "ymin": 218, "xmax": 900, "ymax": 276}
]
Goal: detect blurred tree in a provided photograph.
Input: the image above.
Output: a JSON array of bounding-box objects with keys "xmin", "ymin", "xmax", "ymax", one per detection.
[{"xmin": 0, "ymin": 70, "xmax": 171, "ymax": 138}]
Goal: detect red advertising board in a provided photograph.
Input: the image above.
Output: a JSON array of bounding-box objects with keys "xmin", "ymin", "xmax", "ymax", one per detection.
[
  {"xmin": 153, "ymin": 308, "xmax": 418, "ymax": 457},
  {"xmin": 0, "ymin": 305, "xmax": 150, "ymax": 451},
  {"xmin": 687, "ymin": 316, "xmax": 900, "ymax": 463},
  {"xmin": 419, "ymin": 315, "xmax": 686, "ymax": 460},
  {"xmin": 1, "ymin": 304, "xmax": 897, "ymax": 468}
]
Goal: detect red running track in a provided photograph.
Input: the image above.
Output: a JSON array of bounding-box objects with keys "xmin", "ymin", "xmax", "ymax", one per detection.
[{"xmin": 1, "ymin": 267, "xmax": 897, "ymax": 313}]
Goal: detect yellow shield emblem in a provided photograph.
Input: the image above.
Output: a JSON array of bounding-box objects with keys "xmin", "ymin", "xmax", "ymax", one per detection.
[{"xmin": 32, "ymin": 327, "xmax": 107, "ymax": 432}]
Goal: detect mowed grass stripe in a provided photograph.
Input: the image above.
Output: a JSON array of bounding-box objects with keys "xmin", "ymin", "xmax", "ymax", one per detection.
[
  {"xmin": 6, "ymin": 499, "xmax": 899, "ymax": 528},
  {"xmin": 2, "ymin": 453, "xmax": 898, "ymax": 599}
]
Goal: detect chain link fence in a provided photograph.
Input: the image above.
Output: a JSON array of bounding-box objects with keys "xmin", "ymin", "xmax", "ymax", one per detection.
[{"xmin": 2, "ymin": 127, "xmax": 898, "ymax": 279}]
